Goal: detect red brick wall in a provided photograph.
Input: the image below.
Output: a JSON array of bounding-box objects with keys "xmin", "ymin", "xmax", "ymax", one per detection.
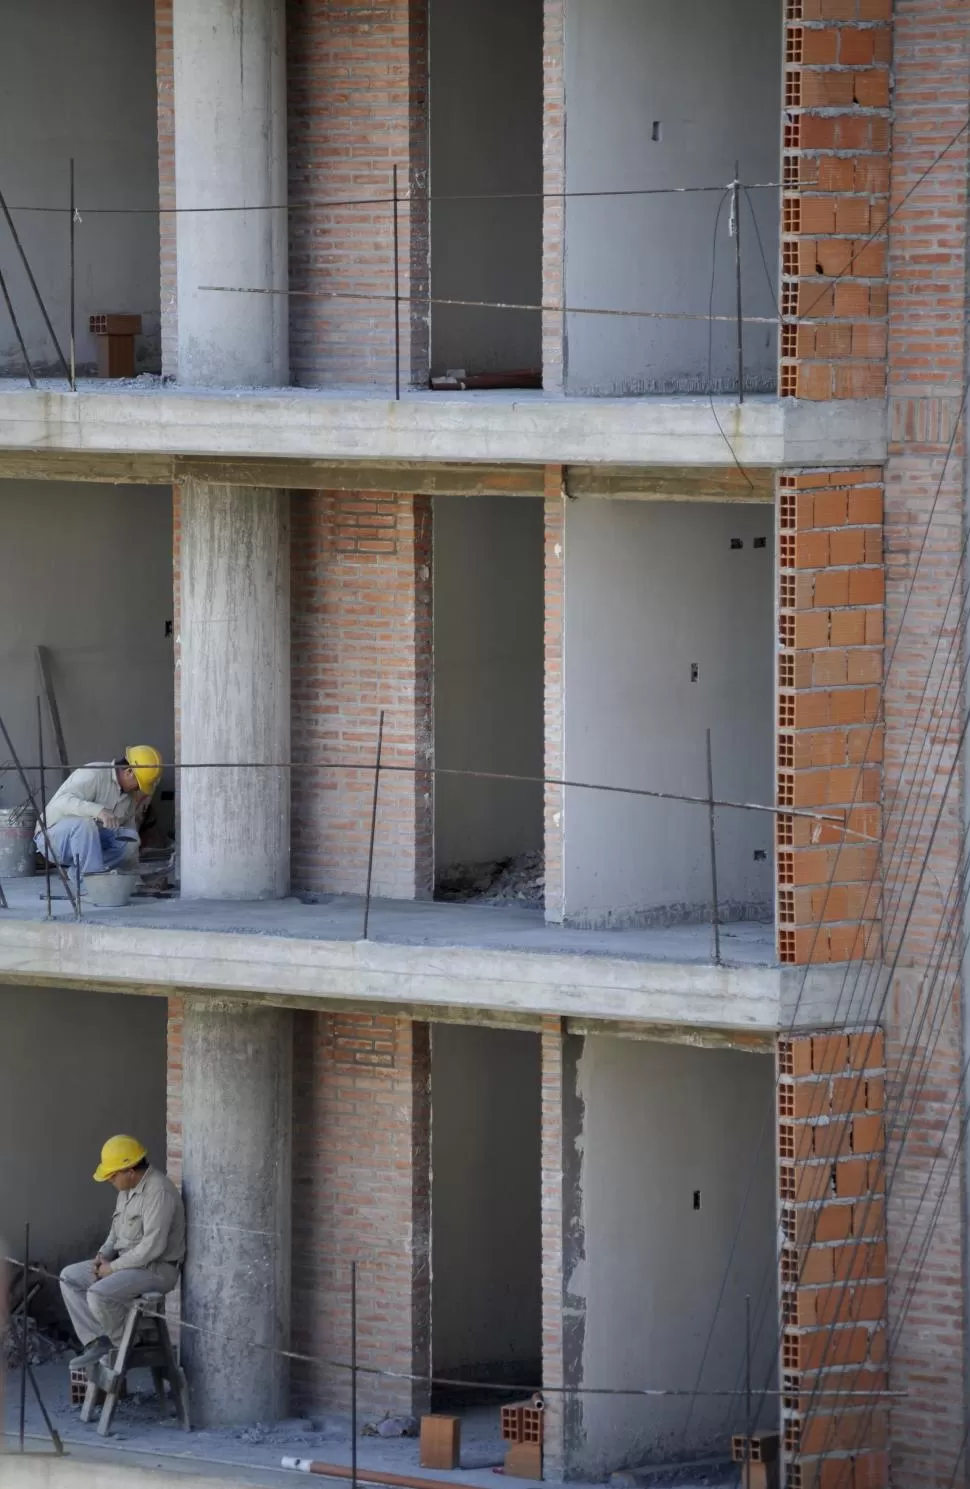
[
  {"xmin": 290, "ymin": 491, "xmax": 434, "ymax": 899},
  {"xmin": 291, "ymin": 1010, "xmax": 431, "ymax": 1416},
  {"xmin": 543, "ymin": 475, "xmax": 565, "ymax": 924},
  {"xmin": 287, "ymin": 0, "xmax": 430, "ymax": 388},
  {"xmin": 883, "ymin": 0, "xmax": 970, "ymax": 1481},
  {"xmin": 541, "ymin": 0, "xmax": 566, "ymax": 393},
  {"xmin": 539, "ymin": 1016, "xmax": 565, "ymax": 1478},
  {"xmin": 166, "ymin": 996, "xmax": 183, "ymax": 1186},
  {"xmin": 779, "ymin": 0, "xmax": 892, "ymax": 400},
  {"xmin": 778, "ymin": 1032, "xmax": 889, "ymax": 1489},
  {"xmin": 155, "ymin": 0, "xmax": 176, "ymax": 378},
  {"xmin": 775, "ymin": 469, "xmax": 884, "ymax": 965}
]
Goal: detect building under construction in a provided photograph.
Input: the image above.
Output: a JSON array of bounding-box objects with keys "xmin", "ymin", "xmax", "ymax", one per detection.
[{"xmin": 0, "ymin": 0, "xmax": 965, "ymax": 1487}]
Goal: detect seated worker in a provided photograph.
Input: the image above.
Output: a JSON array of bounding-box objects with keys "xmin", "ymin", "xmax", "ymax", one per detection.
[
  {"xmin": 35, "ymin": 745, "xmax": 163, "ymax": 879},
  {"xmin": 60, "ymin": 1135, "xmax": 186, "ymax": 1370}
]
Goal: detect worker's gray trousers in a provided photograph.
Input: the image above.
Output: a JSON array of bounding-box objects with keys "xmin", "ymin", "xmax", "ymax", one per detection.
[
  {"xmin": 60, "ymin": 1259, "xmax": 180, "ymax": 1347},
  {"xmin": 35, "ymin": 820, "xmax": 139, "ymax": 877}
]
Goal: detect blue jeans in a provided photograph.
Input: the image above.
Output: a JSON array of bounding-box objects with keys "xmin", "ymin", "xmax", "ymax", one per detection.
[{"xmin": 35, "ymin": 820, "xmax": 139, "ymax": 877}]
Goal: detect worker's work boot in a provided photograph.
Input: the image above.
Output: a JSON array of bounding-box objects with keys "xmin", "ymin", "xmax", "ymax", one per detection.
[{"xmin": 70, "ymin": 1335, "xmax": 112, "ymax": 1370}]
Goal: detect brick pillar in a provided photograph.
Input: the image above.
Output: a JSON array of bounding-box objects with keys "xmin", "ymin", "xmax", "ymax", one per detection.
[
  {"xmin": 775, "ymin": 470, "xmax": 884, "ymax": 965},
  {"xmin": 291, "ymin": 1012, "xmax": 431, "ymax": 1417},
  {"xmin": 540, "ymin": 1016, "xmax": 566, "ymax": 1479},
  {"xmin": 166, "ymin": 996, "xmax": 183, "ymax": 1186},
  {"xmin": 290, "ymin": 491, "xmax": 433, "ymax": 899},
  {"xmin": 780, "ymin": 0, "xmax": 891, "ymax": 401},
  {"xmin": 778, "ymin": 1032, "xmax": 889, "ymax": 1489},
  {"xmin": 287, "ymin": 0, "xmax": 429, "ymax": 389},
  {"xmin": 543, "ymin": 471, "xmax": 566, "ymax": 924},
  {"xmin": 155, "ymin": 0, "xmax": 176, "ymax": 378},
  {"xmin": 542, "ymin": 0, "xmax": 566, "ymax": 393}
]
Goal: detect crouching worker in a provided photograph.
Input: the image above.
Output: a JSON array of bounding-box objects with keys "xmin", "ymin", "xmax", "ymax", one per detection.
[
  {"xmin": 60, "ymin": 1135, "xmax": 185, "ymax": 1369},
  {"xmin": 35, "ymin": 745, "xmax": 163, "ymax": 881}
]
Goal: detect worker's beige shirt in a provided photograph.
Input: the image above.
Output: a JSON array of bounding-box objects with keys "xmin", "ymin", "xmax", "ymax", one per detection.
[
  {"xmin": 42, "ymin": 763, "xmax": 144, "ymax": 831},
  {"xmin": 101, "ymin": 1167, "xmax": 186, "ymax": 1274}
]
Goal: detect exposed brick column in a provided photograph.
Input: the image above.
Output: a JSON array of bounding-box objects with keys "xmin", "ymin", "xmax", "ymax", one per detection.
[
  {"xmin": 287, "ymin": 0, "xmax": 429, "ymax": 388},
  {"xmin": 155, "ymin": 0, "xmax": 176, "ymax": 378},
  {"xmin": 778, "ymin": 1032, "xmax": 889, "ymax": 1489},
  {"xmin": 775, "ymin": 470, "xmax": 884, "ymax": 965},
  {"xmin": 291, "ymin": 1012, "xmax": 431, "ymax": 1417},
  {"xmin": 542, "ymin": 0, "xmax": 566, "ymax": 393},
  {"xmin": 540, "ymin": 1017, "xmax": 565, "ymax": 1479},
  {"xmin": 780, "ymin": 0, "xmax": 891, "ymax": 400},
  {"xmin": 166, "ymin": 996, "xmax": 183, "ymax": 1186},
  {"xmin": 543, "ymin": 471, "xmax": 566, "ymax": 924},
  {"xmin": 883, "ymin": 0, "xmax": 970, "ymax": 1481},
  {"xmin": 291, "ymin": 491, "xmax": 433, "ymax": 899}
]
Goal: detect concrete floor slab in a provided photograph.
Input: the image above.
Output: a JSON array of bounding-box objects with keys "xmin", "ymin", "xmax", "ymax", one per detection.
[{"xmin": 0, "ymin": 382, "xmax": 886, "ymax": 469}]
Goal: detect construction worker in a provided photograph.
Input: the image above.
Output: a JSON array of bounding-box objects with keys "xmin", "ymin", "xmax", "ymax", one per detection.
[
  {"xmin": 35, "ymin": 745, "xmax": 163, "ymax": 880},
  {"xmin": 60, "ymin": 1136, "xmax": 185, "ymax": 1370}
]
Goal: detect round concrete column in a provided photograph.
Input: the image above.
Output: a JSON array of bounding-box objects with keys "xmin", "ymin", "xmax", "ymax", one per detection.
[
  {"xmin": 181, "ymin": 1000, "xmax": 293, "ymax": 1426},
  {"xmin": 173, "ymin": 0, "xmax": 288, "ymax": 385},
  {"xmin": 179, "ymin": 481, "xmax": 290, "ymax": 900}
]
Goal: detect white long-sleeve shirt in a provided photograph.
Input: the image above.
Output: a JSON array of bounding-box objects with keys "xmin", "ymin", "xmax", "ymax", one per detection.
[{"xmin": 42, "ymin": 763, "xmax": 143, "ymax": 830}]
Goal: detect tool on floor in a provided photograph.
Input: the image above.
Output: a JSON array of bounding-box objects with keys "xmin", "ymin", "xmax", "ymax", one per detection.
[{"xmin": 80, "ymin": 1293, "xmax": 190, "ymax": 1436}]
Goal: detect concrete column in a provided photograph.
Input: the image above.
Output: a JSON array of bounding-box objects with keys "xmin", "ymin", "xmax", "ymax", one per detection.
[
  {"xmin": 180, "ymin": 1000, "xmax": 293, "ymax": 1426},
  {"xmin": 173, "ymin": 0, "xmax": 288, "ymax": 386},
  {"xmin": 179, "ymin": 481, "xmax": 290, "ymax": 900}
]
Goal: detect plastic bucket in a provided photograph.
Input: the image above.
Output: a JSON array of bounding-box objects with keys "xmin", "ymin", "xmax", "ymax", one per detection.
[{"xmin": 0, "ymin": 807, "xmax": 37, "ymax": 879}]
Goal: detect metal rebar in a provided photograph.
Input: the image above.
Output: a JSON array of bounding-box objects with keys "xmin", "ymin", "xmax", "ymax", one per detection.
[
  {"xmin": 0, "ymin": 183, "xmax": 70, "ymax": 378},
  {"xmin": 37, "ymin": 697, "xmax": 51, "ymax": 918},
  {"xmin": 74, "ymin": 853, "xmax": 82, "ymax": 921},
  {"xmin": 19, "ymin": 1222, "xmax": 29, "ymax": 1450},
  {"xmin": 362, "ymin": 710, "xmax": 385, "ymax": 940},
  {"xmin": 0, "ymin": 259, "xmax": 36, "ymax": 387},
  {"xmin": 0, "ymin": 707, "xmax": 76, "ymax": 913},
  {"xmin": 744, "ymin": 1293, "xmax": 752, "ymax": 1486},
  {"xmin": 733, "ymin": 162, "xmax": 744, "ymax": 404},
  {"xmin": 26, "ymin": 1360, "xmax": 64, "ymax": 1453},
  {"xmin": 706, "ymin": 728, "xmax": 721, "ymax": 967},
  {"xmin": 0, "ymin": 879, "xmax": 7, "ymax": 910},
  {"xmin": 351, "ymin": 1261, "xmax": 358, "ymax": 1489},
  {"xmin": 392, "ymin": 165, "xmax": 401, "ymax": 402},
  {"xmin": 69, "ymin": 159, "xmax": 76, "ymax": 391}
]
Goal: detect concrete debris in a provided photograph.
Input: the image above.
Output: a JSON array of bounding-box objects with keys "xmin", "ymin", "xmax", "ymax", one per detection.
[
  {"xmin": 3, "ymin": 1315, "xmax": 65, "ymax": 1369},
  {"xmin": 437, "ymin": 851, "xmax": 544, "ymax": 908},
  {"xmin": 362, "ymin": 1414, "xmax": 419, "ymax": 1438}
]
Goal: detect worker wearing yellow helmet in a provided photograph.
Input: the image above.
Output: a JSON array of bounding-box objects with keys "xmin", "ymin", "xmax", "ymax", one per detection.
[
  {"xmin": 60, "ymin": 1135, "xmax": 185, "ymax": 1370},
  {"xmin": 34, "ymin": 745, "xmax": 163, "ymax": 884}
]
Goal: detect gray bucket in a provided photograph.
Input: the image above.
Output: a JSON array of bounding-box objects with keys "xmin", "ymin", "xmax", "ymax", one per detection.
[{"xmin": 0, "ymin": 807, "xmax": 37, "ymax": 879}]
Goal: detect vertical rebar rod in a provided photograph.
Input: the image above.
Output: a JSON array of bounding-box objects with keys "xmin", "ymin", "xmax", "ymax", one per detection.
[
  {"xmin": 392, "ymin": 165, "xmax": 401, "ymax": 401},
  {"xmin": 744, "ymin": 1292, "xmax": 752, "ymax": 1489},
  {"xmin": 0, "ymin": 183, "xmax": 70, "ymax": 378},
  {"xmin": 37, "ymin": 696, "xmax": 51, "ymax": 919},
  {"xmin": 351, "ymin": 1260, "xmax": 358, "ymax": 1489},
  {"xmin": 69, "ymin": 159, "xmax": 76, "ymax": 391},
  {"xmin": 0, "ymin": 261, "xmax": 36, "ymax": 387},
  {"xmin": 0, "ymin": 707, "xmax": 76, "ymax": 912},
  {"xmin": 733, "ymin": 161, "xmax": 744, "ymax": 404},
  {"xmin": 74, "ymin": 853, "xmax": 82, "ymax": 922},
  {"xmin": 19, "ymin": 1222, "xmax": 29, "ymax": 1450},
  {"xmin": 706, "ymin": 728, "xmax": 721, "ymax": 967},
  {"xmin": 362, "ymin": 710, "xmax": 385, "ymax": 940}
]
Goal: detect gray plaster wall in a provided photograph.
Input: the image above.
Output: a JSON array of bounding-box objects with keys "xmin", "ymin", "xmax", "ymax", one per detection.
[
  {"xmin": 434, "ymin": 497, "xmax": 544, "ymax": 873},
  {"xmin": 0, "ymin": 0, "xmax": 160, "ymax": 376},
  {"xmin": 0, "ymin": 986, "xmax": 167, "ymax": 1272},
  {"xmin": 567, "ymin": 1037, "xmax": 776, "ymax": 1476},
  {"xmin": 563, "ymin": 0, "xmax": 781, "ymax": 395},
  {"xmin": 0, "ymin": 480, "xmax": 175, "ymax": 816},
  {"xmin": 431, "ymin": 1024, "xmax": 541, "ymax": 1378},
  {"xmin": 562, "ymin": 500, "xmax": 774, "ymax": 928},
  {"xmin": 430, "ymin": 0, "xmax": 542, "ymax": 377}
]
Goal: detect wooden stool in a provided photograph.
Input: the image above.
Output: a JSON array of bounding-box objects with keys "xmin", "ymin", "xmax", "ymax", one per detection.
[{"xmin": 80, "ymin": 1293, "xmax": 190, "ymax": 1436}]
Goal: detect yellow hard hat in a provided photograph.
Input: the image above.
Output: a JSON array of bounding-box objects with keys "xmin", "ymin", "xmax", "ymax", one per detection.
[
  {"xmin": 94, "ymin": 1135, "xmax": 147, "ymax": 1183},
  {"xmin": 125, "ymin": 744, "xmax": 163, "ymax": 795}
]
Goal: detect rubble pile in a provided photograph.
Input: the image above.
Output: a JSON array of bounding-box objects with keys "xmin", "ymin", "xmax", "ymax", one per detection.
[
  {"xmin": 3, "ymin": 1314, "xmax": 64, "ymax": 1369},
  {"xmin": 437, "ymin": 850, "xmax": 544, "ymax": 908}
]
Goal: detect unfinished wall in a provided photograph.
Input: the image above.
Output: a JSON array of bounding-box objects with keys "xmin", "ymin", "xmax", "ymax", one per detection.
[
  {"xmin": 561, "ymin": 0, "xmax": 780, "ymax": 395},
  {"xmin": 0, "ymin": 481, "xmax": 175, "ymax": 810},
  {"xmin": 0, "ymin": 986, "xmax": 167, "ymax": 1270},
  {"xmin": 434, "ymin": 497, "xmax": 543, "ymax": 875},
  {"xmin": 429, "ymin": 0, "xmax": 542, "ymax": 378},
  {"xmin": 0, "ymin": 0, "xmax": 160, "ymax": 376},
  {"xmin": 431, "ymin": 1025, "xmax": 541, "ymax": 1381},
  {"xmin": 559, "ymin": 500, "xmax": 774, "ymax": 928},
  {"xmin": 570, "ymin": 1037, "xmax": 776, "ymax": 1476}
]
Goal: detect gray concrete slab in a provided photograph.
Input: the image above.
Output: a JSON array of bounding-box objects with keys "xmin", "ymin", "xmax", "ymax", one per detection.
[{"xmin": 0, "ymin": 382, "xmax": 886, "ymax": 469}]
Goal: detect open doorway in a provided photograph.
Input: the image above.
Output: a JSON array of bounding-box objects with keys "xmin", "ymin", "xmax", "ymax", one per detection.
[
  {"xmin": 433, "ymin": 496, "xmax": 544, "ymax": 908},
  {"xmin": 431, "ymin": 1025, "xmax": 542, "ymax": 1406},
  {"xmin": 429, "ymin": 0, "xmax": 543, "ymax": 387}
]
